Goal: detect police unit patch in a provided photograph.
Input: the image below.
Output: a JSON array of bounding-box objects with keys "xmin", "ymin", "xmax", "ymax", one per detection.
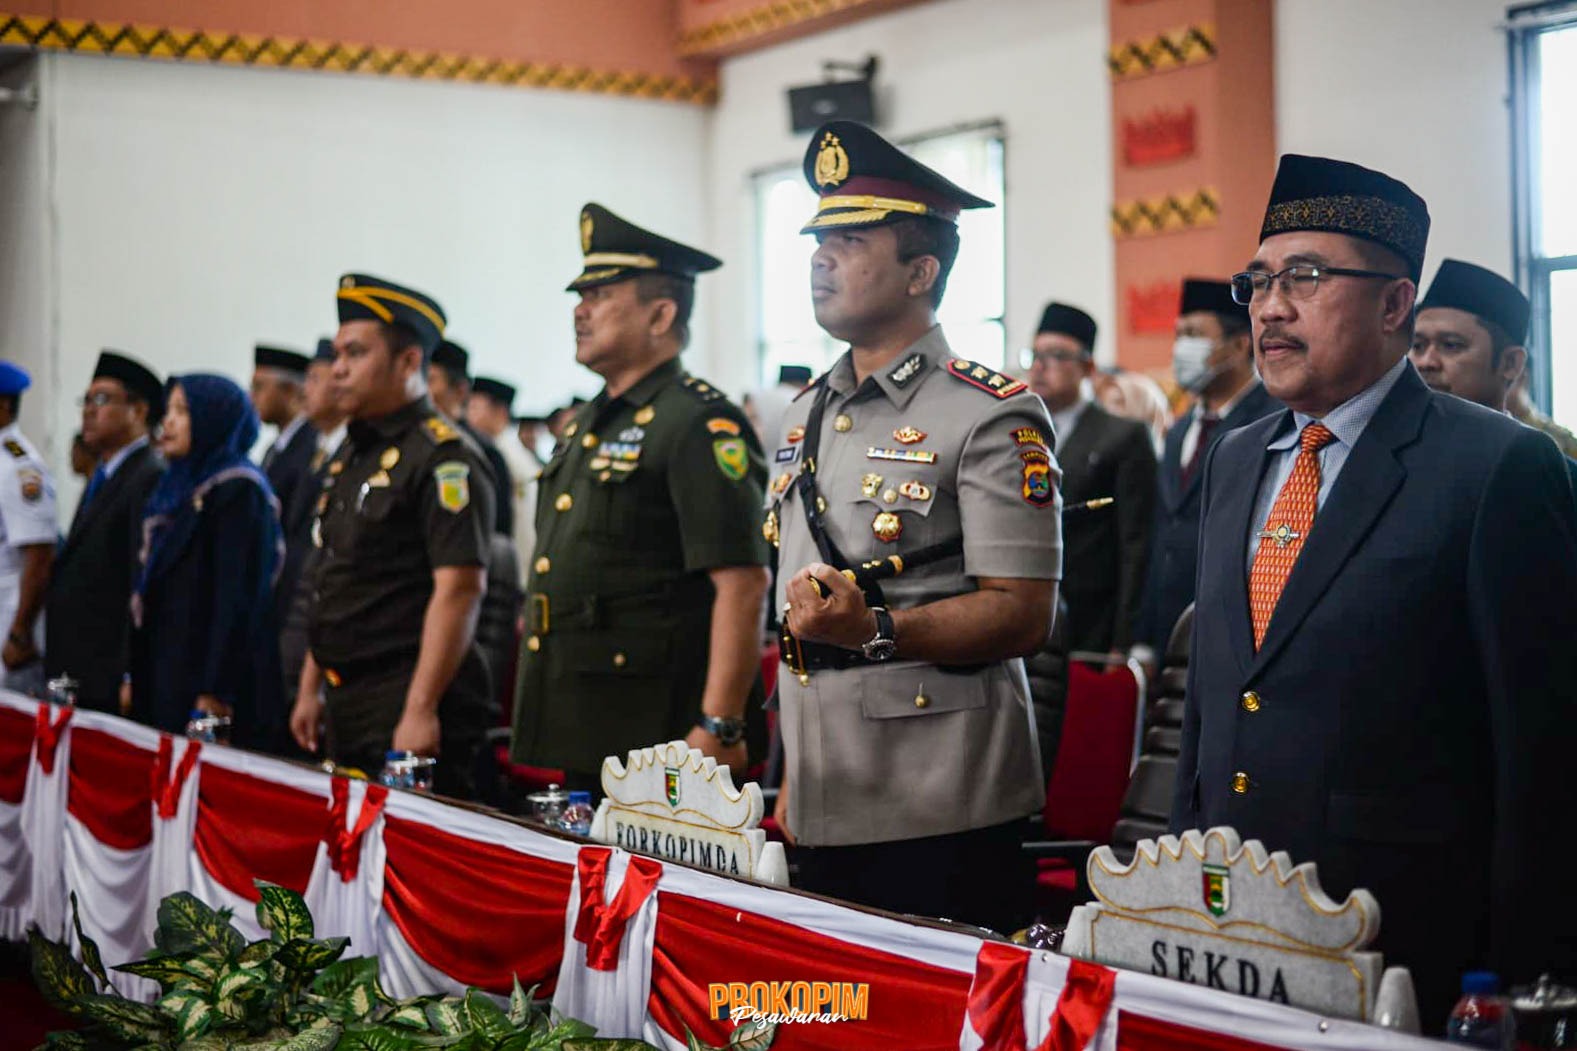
[
  {"xmin": 713, "ymin": 437, "xmax": 749, "ymax": 481},
  {"xmin": 1020, "ymin": 448, "xmax": 1055, "ymax": 507},
  {"xmin": 434, "ymin": 462, "xmax": 470, "ymax": 512},
  {"xmin": 18, "ymin": 468, "xmax": 42, "ymax": 503}
]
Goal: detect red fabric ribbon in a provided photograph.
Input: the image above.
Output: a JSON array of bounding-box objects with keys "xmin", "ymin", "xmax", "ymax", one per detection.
[
  {"xmin": 67, "ymin": 726, "xmax": 154, "ymax": 850},
  {"xmin": 571, "ymin": 847, "xmax": 662, "ymax": 972},
  {"xmin": 194, "ymin": 763, "xmax": 325, "ymax": 901},
  {"xmin": 151, "ymin": 736, "xmax": 202, "ymax": 820},
  {"xmin": 0, "ymin": 705, "xmax": 36, "ymax": 804},
  {"xmin": 380, "ymin": 814, "xmax": 574, "ymax": 995},
  {"xmin": 1115, "ymin": 1011, "xmax": 1283, "ymax": 1051},
  {"xmin": 323, "ymin": 778, "xmax": 388, "ymax": 882},
  {"xmin": 1036, "ymin": 959, "xmax": 1117, "ymax": 1051},
  {"xmin": 33, "ymin": 704, "xmax": 72, "ymax": 775},
  {"xmin": 967, "ymin": 942, "xmax": 1031, "ymax": 1051}
]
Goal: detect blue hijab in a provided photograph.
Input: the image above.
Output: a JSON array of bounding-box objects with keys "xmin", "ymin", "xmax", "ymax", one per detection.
[{"xmin": 135, "ymin": 373, "xmax": 280, "ymax": 599}]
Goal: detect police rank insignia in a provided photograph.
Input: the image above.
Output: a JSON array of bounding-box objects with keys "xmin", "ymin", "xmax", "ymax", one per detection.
[
  {"xmin": 893, "ymin": 426, "xmax": 927, "ymax": 444},
  {"xmin": 889, "ymin": 353, "xmax": 925, "ymax": 386},
  {"xmin": 946, "ymin": 358, "xmax": 1028, "ymax": 398},
  {"xmin": 712, "ymin": 437, "xmax": 748, "ymax": 481},
  {"xmin": 380, "ymin": 447, "xmax": 400, "ymax": 470},
  {"xmin": 872, "ymin": 511, "xmax": 903, "ymax": 542},
  {"xmin": 3, "ymin": 440, "xmax": 23, "ymax": 458},
  {"xmin": 1020, "ymin": 449, "xmax": 1055, "ymax": 508},
  {"xmin": 813, "ymin": 131, "xmax": 850, "ymax": 188},
  {"xmin": 434, "ymin": 462, "xmax": 471, "ymax": 512}
]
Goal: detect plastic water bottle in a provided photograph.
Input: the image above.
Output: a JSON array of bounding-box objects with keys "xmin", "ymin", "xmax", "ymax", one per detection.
[
  {"xmin": 1447, "ymin": 971, "xmax": 1516, "ymax": 1049},
  {"xmin": 46, "ymin": 675, "xmax": 79, "ymax": 707},
  {"xmin": 184, "ymin": 709, "xmax": 231, "ymax": 744},
  {"xmin": 557, "ymin": 791, "xmax": 594, "ymax": 836},
  {"xmin": 379, "ymin": 750, "xmax": 435, "ymax": 791}
]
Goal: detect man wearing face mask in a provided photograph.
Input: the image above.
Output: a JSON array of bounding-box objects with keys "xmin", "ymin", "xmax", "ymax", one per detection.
[{"xmin": 1134, "ymin": 279, "xmax": 1280, "ymax": 660}]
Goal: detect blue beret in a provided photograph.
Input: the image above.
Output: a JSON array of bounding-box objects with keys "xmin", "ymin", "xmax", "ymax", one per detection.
[{"xmin": 0, "ymin": 362, "xmax": 30, "ymax": 396}]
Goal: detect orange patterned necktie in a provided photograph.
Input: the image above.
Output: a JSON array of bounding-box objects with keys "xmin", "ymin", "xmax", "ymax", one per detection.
[{"xmin": 1248, "ymin": 422, "xmax": 1336, "ymax": 648}]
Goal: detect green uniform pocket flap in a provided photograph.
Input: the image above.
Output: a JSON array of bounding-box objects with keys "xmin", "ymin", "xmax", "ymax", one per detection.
[{"xmin": 564, "ymin": 629, "xmax": 672, "ymax": 676}]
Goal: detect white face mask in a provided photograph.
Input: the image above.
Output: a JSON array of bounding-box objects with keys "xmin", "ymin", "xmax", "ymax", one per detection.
[{"xmin": 1172, "ymin": 336, "xmax": 1224, "ymax": 393}]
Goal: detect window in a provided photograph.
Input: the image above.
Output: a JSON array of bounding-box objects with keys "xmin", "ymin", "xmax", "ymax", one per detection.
[
  {"xmin": 752, "ymin": 122, "xmax": 1006, "ymax": 385},
  {"xmin": 1510, "ymin": 4, "xmax": 1577, "ymax": 424}
]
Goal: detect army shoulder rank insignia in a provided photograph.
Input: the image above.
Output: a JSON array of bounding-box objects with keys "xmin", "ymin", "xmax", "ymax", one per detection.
[
  {"xmin": 681, "ymin": 375, "xmax": 724, "ymax": 402},
  {"xmin": 434, "ymin": 462, "xmax": 471, "ymax": 512},
  {"xmin": 712, "ymin": 436, "xmax": 749, "ymax": 482},
  {"xmin": 422, "ymin": 416, "xmax": 460, "ymax": 443},
  {"xmin": 946, "ymin": 358, "xmax": 1027, "ymax": 398}
]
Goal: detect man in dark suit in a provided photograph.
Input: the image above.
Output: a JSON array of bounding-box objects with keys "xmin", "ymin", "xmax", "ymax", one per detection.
[
  {"xmin": 1410, "ymin": 259, "xmax": 1577, "ymax": 495},
  {"xmin": 252, "ymin": 345, "xmax": 316, "ymax": 628},
  {"xmin": 45, "ymin": 351, "xmax": 166, "ymax": 712},
  {"xmin": 1174, "ymin": 154, "xmax": 1577, "ymax": 1029},
  {"xmin": 428, "ymin": 340, "xmax": 511, "ymax": 538},
  {"xmin": 1134, "ymin": 279, "xmax": 1280, "ymax": 660},
  {"xmin": 1024, "ymin": 302, "xmax": 1155, "ymax": 656}
]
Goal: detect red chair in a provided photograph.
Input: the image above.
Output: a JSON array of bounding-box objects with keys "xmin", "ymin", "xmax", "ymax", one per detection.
[{"xmin": 1024, "ymin": 656, "xmax": 1145, "ymax": 920}]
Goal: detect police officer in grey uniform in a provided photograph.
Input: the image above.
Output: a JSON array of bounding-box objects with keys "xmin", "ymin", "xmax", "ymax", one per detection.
[{"xmin": 771, "ymin": 121, "xmax": 1060, "ymax": 933}]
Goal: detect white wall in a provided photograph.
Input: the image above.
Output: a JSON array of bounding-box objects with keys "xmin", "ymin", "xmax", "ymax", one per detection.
[
  {"xmin": 31, "ymin": 51, "xmax": 709, "ymax": 498},
  {"xmin": 0, "ymin": 56, "xmax": 54, "ymax": 455},
  {"xmin": 1275, "ymin": 0, "xmax": 1514, "ymax": 283},
  {"xmin": 700, "ymin": 0, "xmax": 1114, "ymax": 393}
]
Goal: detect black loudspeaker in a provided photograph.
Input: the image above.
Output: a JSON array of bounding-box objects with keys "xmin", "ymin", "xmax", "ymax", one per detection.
[{"xmin": 787, "ymin": 79, "xmax": 876, "ymax": 134}]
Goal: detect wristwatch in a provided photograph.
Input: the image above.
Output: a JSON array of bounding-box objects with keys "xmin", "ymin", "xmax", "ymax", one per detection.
[
  {"xmin": 861, "ymin": 607, "xmax": 897, "ymax": 662},
  {"xmin": 695, "ymin": 713, "xmax": 747, "ymax": 746}
]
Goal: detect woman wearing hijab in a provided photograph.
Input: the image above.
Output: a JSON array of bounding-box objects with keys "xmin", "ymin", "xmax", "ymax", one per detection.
[{"xmin": 128, "ymin": 374, "xmax": 285, "ymax": 749}]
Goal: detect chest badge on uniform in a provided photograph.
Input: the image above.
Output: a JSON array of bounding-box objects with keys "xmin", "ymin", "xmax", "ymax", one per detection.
[
  {"xmin": 867, "ymin": 447, "xmax": 938, "ymax": 465},
  {"xmin": 619, "ymin": 426, "xmax": 645, "ymax": 443},
  {"xmin": 434, "ymin": 462, "xmax": 471, "ymax": 513},
  {"xmin": 833, "ymin": 414, "xmax": 854, "ymax": 433},
  {"xmin": 872, "ymin": 511, "xmax": 903, "ymax": 542},
  {"xmin": 706, "ymin": 417, "xmax": 741, "ymax": 436},
  {"xmin": 634, "ymin": 406, "xmax": 655, "ymax": 426},
  {"xmin": 565, "ymin": 421, "xmax": 580, "ymax": 438},
  {"xmin": 771, "ymin": 472, "xmax": 793, "ymax": 497},
  {"xmin": 380, "ymin": 447, "xmax": 401, "ymax": 470},
  {"xmin": 712, "ymin": 437, "xmax": 749, "ymax": 482},
  {"xmin": 762, "ymin": 508, "xmax": 780, "ymax": 547},
  {"xmin": 775, "ymin": 446, "xmax": 798, "ymax": 464},
  {"xmin": 889, "ymin": 353, "xmax": 926, "ymax": 386},
  {"xmin": 366, "ymin": 470, "xmax": 391, "ymax": 489},
  {"xmin": 893, "ymin": 426, "xmax": 927, "ymax": 444},
  {"xmin": 786, "ymin": 425, "xmax": 806, "ymax": 444},
  {"xmin": 899, "ymin": 479, "xmax": 933, "ymax": 502},
  {"xmin": 329, "ymin": 461, "xmax": 345, "ymax": 476},
  {"xmin": 860, "ymin": 472, "xmax": 883, "ymax": 498}
]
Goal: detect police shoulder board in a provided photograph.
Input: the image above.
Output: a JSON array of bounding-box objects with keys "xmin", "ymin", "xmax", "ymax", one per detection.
[{"xmin": 944, "ymin": 357, "xmax": 1027, "ymax": 399}]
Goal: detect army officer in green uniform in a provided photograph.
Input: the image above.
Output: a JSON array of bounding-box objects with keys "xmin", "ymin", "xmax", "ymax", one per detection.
[
  {"xmin": 510, "ymin": 204, "xmax": 771, "ymax": 789},
  {"xmin": 289, "ymin": 273, "xmax": 496, "ymax": 799},
  {"xmin": 772, "ymin": 122, "xmax": 1059, "ymax": 933}
]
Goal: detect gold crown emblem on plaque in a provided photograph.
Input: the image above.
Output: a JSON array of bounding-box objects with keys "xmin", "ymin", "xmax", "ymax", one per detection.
[
  {"xmin": 580, "ymin": 211, "xmax": 594, "ymax": 254},
  {"xmin": 814, "ymin": 133, "xmax": 850, "ymax": 188}
]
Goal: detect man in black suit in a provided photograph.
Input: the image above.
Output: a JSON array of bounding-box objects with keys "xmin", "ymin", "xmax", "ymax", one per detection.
[
  {"xmin": 1024, "ymin": 302, "xmax": 1155, "ymax": 656},
  {"xmin": 45, "ymin": 351, "xmax": 166, "ymax": 712},
  {"xmin": 428, "ymin": 340, "xmax": 511, "ymax": 538},
  {"xmin": 1412, "ymin": 260, "xmax": 1577, "ymax": 499},
  {"xmin": 1174, "ymin": 154, "xmax": 1577, "ymax": 1029},
  {"xmin": 1134, "ymin": 279, "xmax": 1280, "ymax": 660},
  {"xmin": 252, "ymin": 345, "xmax": 316, "ymax": 628}
]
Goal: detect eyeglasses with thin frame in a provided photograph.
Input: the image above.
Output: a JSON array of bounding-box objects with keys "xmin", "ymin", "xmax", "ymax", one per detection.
[
  {"xmin": 1230, "ymin": 265, "xmax": 1403, "ymax": 306},
  {"xmin": 1018, "ymin": 347, "xmax": 1091, "ymax": 371},
  {"xmin": 78, "ymin": 391, "xmax": 127, "ymax": 409}
]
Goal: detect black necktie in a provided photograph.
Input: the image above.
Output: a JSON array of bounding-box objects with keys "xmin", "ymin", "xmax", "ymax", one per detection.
[{"xmin": 1182, "ymin": 414, "xmax": 1220, "ymax": 485}]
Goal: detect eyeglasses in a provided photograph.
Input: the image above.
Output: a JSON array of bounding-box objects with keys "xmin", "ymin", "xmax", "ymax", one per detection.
[
  {"xmin": 1018, "ymin": 348, "xmax": 1091, "ymax": 370},
  {"xmin": 77, "ymin": 391, "xmax": 126, "ymax": 408},
  {"xmin": 1230, "ymin": 265, "xmax": 1403, "ymax": 305}
]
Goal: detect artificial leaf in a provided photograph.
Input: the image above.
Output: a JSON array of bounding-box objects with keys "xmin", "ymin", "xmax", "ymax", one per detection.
[
  {"xmin": 69, "ymin": 891, "xmax": 112, "ymax": 994},
  {"xmin": 156, "ymin": 893, "xmax": 222, "ymax": 955},
  {"xmin": 559, "ymin": 1042, "xmax": 664, "ymax": 1051},
  {"xmin": 506, "ymin": 975, "xmax": 536, "ymax": 1027},
  {"xmin": 424, "ymin": 1001, "xmax": 466, "ymax": 1036},
  {"xmin": 238, "ymin": 940, "xmax": 278, "ymax": 968},
  {"xmin": 276, "ymin": 936, "xmax": 349, "ymax": 973},
  {"xmin": 382, "ymin": 1003, "xmax": 432, "ymax": 1030},
  {"xmin": 179, "ymin": 1035, "xmax": 233, "ymax": 1051},
  {"xmin": 216, "ymin": 965, "xmax": 264, "ymax": 1002},
  {"xmin": 728, "ymin": 1019, "xmax": 776, "ymax": 1050},
  {"xmin": 311, "ymin": 957, "xmax": 380, "ymax": 998},
  {"xmin": 254, "ymin": 882, "xmax": 314, "ymax": 944},
  {"xmin": 176, "ymin": 995, "xmax": 214, "ymax": 1042},
  {"xmin": 28, "ymin": 924, "xmax": 96, "ymax": 1011},
  {"xmin": 462, "ymin": 988, "xmax": 512, "ymax": 1042},
  {"xmin": 42, "ymin": 1030, "xmax": 91, "ymax": 1051},
  {"xmin": 336, "ymin": 1025, "xmax": 450, "ymax": 1051},
  {"xmin": 183, "ymin": 955, "xmax": 220, "ymax": 983},
  {"xmin": 682, "ymin": 1027, "xmax": 706, "ymax": 1051},
  {"xmin": 74, "ymin": 993, "xmax": 174, "ymax": 1042},
  {"xmin": 115, "ymin": 954, "xmax": 198, "ymax": 991},
  {"xmin": 237, "ymin": 1022, "xmax": 342, "ymax": 1051}
]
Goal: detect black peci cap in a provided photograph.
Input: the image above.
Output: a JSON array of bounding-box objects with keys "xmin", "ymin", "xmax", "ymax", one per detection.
[
  {"xmin": 254, "ymin": 345, "xmax": 311, "ymax": 378},
  {"xmin": 93, "ymin": 350, "xmax": 164, "ymax": 418},
  {"xmin": 1180, "ymin": 278, "xmax": 1249, "ymax": 323},
  {"xmin": 1036, "ymin": 302, "xmax": 1098, "ymax": 352},
  {"xmin": 1419, "ymin": 259, "xmax": 1530, "ymax": 344},
  {"xmin": 1259, "ymin": 154, "xmax": 1430, "ymax": 280},
  {"xmin": 472, "ymin": 376, "xmax": 517, "ymax": 408}
]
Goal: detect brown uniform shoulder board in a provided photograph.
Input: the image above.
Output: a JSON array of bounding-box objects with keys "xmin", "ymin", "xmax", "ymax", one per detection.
[{"xmin": 944, "ymin": 358, "xmax": 1027, "ymax": 399}]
